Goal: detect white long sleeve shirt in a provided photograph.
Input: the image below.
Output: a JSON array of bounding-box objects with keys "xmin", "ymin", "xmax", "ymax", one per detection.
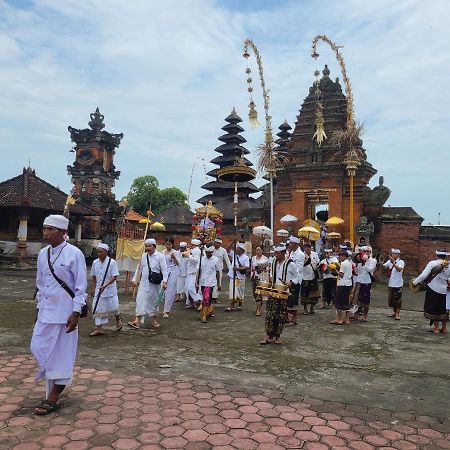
[
  {"xmin": 36, "ymin": 242, "xmax": 87, "ymax": 324},
  {"xmin": 302, "ymin": 251, "xmax": 320, "ymax": 281},
  {"xmin": 414, "ymin": 259, "xmax": 450, "ymax": 294},
  {"xmin": 213, "ymin": 246, "xmax": 231, "ymax": 271},
  {"xmin": 355, "ymin": 257, "xmax": 377, "ymax": 284},
  {"xmin": 185, "ymin": 247, "xmax": 201, "ymax": 275},
  {"xmin": 270, "ymin": 258, "xmax": 300, "ymax": 285},
  {"xmin": 197, "ymin": 255, "xmax": 220, "ymax": 287},
  {"xmin": 90, "ymin": 257, "xmax": 119, "ymax": 297},
  {"xmin": 383, "ymin": 258, "xmax": 405, "ymax": 288},
  {"xmin": 133, "ymin": 251, "xmax": 169, "ymax": 287},
  {"xmin": 290, "ymin": 247, "xmax": 305, "ymax": 284},
  {"xmin": 228, "ymin": 251, "xmax": 250, "ymax": 280}
]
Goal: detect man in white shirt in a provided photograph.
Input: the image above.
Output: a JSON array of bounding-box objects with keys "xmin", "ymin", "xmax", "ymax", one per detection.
[
  {"xmin": 128, "ymin": 238, "xmax": 168, "ymax": 329},
  {"xmin": 196, "ymin": 246, "xmax": 221, "ymax": 323},
  {"xmin": 319, "ymin": 248, "xmax": 339, "ymax": 309},
  {"xmin": 330, "ymin": 251, "xmax": 353, "ymax": 325},
  {"xmin": 226, "ymin": 242, "xmax": 250, "ymax": 311},
  {"xmin": 260, "ymin": 244, "xmax": 300, "ymax": 345},
  {"xmin": 30, "ymin": 215, "xmax": 87, "ymax": 415},
  {"xmin": 89, "ymin": 243, "xmax": 122, "ymax": 336},
  {"xmin": 353, "ymin": 246, "xmax": 377, "ymax": 321},
  {"xmin": 286, "ymin": 236, "xmax": 304, "ymax": 325},
  {"xmin": 300, "ymin": 242, "xmax": 320, "ymax": 315},
  {"xmin": 413, "ymin": 249, "xmax": 450, "ymax": 333},
  {"xmin": 183, "ymin": 239, "xmax": 203, "ymax": 308},
  {"xmin": 175, "ymin": 242, "xmax": 188, "ymax": 302},
  {"xmin": 212, "ymin": 238, "xmax": 231, "ymax": 304},
  {"xmin": 382, "ymin": 248, "xmax": 405, "ymax": 320}
]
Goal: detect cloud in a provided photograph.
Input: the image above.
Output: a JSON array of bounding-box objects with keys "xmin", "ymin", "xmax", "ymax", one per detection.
[{"xmin": 0, "ymin": 0, "xmax": 449, "ymax": 224}]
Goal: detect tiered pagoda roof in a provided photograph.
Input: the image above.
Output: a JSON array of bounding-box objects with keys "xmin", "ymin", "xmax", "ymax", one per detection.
[{"xmin": 197, "ymin": 109, "xmax": 259, "ymax": 220}]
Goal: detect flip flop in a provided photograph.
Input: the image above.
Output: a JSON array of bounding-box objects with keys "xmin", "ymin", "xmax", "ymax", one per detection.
[
  {"xmin": 259, "ymin": 340, "xmax": 272, "ymax": 345},
  {"xmin": 34, "ymin": 399, "xmax": 62, "ymax": 416},
  {"xmin": 274, "ymin": 340, "xmax": 282, "ymax": 345},
  {"xmin": 89, "ymin": 330, "xmax": 104, "ymax": 337},
  {"xmin": 127, "ymin": 321, "xmax": 139, "ymax": 329},
  {"xmin": 394, "ymin": 317, "xmax": 401, "ymax": 321},
  {"xmin": 151, "ymin": 322, "xmax": 161, "ymax": 329},
  {"xmin": 116, "ymin": 322, "xmax": 123, "ymax": 331},
  {"xmin": 330, "ymin": 320, "xmax": 342, "ymax": 325}
]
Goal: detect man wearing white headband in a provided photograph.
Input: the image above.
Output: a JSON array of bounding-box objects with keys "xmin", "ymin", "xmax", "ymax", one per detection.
[
  {"xmin": 175, "ymin": 242, "xmax": 188, "ymax": 303},
  {"xmin": 413, "ymin": 249, "xmax": 450, "ymax": 334},
  {"xmin": 286, "ymin": 236, "xmax": 304, "ymax": 325},
  {"xmin": 89, "ymin": 243, "xmax": 122, "ymax": 336},
  {"xmin": 128, "ymin": 238, "xmax": 168, "ymax": 329},
  {"xmin": 260, "ymin": 244, "xmax": 299, "ymax": 345},
  {"xmin": 212, "ymin": 238, "xmax": 231, "ymax": 304},
  {"xmin": 382, "ymin": 248, "xmax": 405, "ymax": 320},
  {"xmin": 195, "ymin": 246, "xmax": 221, "ymax": 323},
  {"xmin": 30, "ymin": 215, "xmax": 87, "ymax": 415},
  {"xmin": 226, "ymin": 241, "xmax": 250, "ymax": 311},
  {"xmin": 183, "ymin": 238, "xmax": 203, "ymax": 308}
]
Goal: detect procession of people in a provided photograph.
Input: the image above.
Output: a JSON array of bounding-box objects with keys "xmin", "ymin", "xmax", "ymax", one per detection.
[{"xmin": 30, "ymin": 213, "xmax": 449, "ymax": 415}]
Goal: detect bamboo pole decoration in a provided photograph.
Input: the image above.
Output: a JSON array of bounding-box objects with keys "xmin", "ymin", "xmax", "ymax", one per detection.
[{"xmin": 311, "ymin": 35, "xmax": 355, "ymax": 128}]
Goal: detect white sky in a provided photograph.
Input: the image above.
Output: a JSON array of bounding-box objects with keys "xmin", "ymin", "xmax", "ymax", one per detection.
[{"xmin": 0, "ymin": 0, "xmax": 449, "ymax": 224}]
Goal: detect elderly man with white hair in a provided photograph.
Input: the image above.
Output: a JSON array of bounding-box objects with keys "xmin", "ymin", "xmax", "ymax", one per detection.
[
  {"xmin": 128, "ymin": 238, "xmax": 168, "ymax": 329},
  {"xmin": 30, "ymin": 214, "xmax": 87, "ymax": 415},
  {"xmin": 383, "ymin": 248, "xmax": 405, "ymax": 320},
  {"xmin": 226, "ymin": 242, "xmax": 250, "ymax": 311},
  {"xmin": 89, "ymin": 243, "xmax": 122, "ymax": 336}
]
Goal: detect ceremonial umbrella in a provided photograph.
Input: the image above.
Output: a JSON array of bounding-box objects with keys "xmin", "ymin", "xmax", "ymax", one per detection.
[
  {"xmin": 138, "ymin": 218, "xmax": 151, "ymax": 224},
  {"xmin": 253, "ymin": 225, "xmax": 273, "ymax": 237},
  {"xmin": 298, "ymin": 226, "xmax": 320, "ymax": 241},
  {"xmin": 149, "ymin": 222, "xmax": 166, "ymax": 231},
  {"xmin": 280, "ymin": 214, "xmax": 298, "ymax": 223},
  {"xmin": 326, "ymin": 216, "xmax": 344, "ymax": 226},
  {"xmin": 276, "ymin": 229, "xmax": 289, "ymax": 238},
  {"xmin": 303, "ymin": 219, "xmax": 320, "ymax": 231},
  {"xmin": 327, "ymin": 231, "xmax": 341, "ymax": 239}
]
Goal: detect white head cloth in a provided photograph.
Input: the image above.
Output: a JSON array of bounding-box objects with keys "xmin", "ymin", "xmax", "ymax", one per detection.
[
  {"xmin": 214, "ymin": 238, "xmax": 223, "ymax": 244},
  {"xmin": 96, "ymin": 243, "xmax": 109, "ymax": 251},
  {"xmin": 391, "ymin": 248, "xmax": 401, "ymax": 254},
  {"xmin": 191, "ymin": 238, "xmax": 201, "ymax": 246},
  {"xmin": 236, "ymin": 243, "xmax": 246, "ymax": 250},
  {"xmin": 43, "ymin": 214, "xmax": 69, "ymax": 231},
  {"xmin": 436, "ymin": 249, "xmax": 447, "ymax": 256},
  {"xmin": 347, "ymin": 250, "xmax": 353, "ymax": 256},
  {"xmin": 289, "ymin": 236, "xmax": 300, "ymax": 244},
  {"xmin": 274, "ymin": 244, "xmax": 286, "ymax": 252},
  {"xmin": 339, "ymin": 244, "xmax": 348, "ymax": 250},
  {"xmin": 205, "ymin": 246, "xmax": 214, "ymax": 252},
  {"xmin": 324, "ymin": 248, "xmax": 333, "ymax": 253},
  {"xmin": 145, "ymin": 238, "xmax": 156, "ymax": 246},
  {"xmin": 179, "ymin": 242, "xmax": 187, "ymax": 247}
]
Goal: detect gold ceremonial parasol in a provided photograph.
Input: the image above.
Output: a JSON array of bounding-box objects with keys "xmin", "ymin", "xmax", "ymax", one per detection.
[
  {"xmin": 298, "ymin": 226, "xmax": 320, "ymax": 241},
  {"xmin": 149, "ymin": 222, "xmax": 166, "ymax": 231},
  {"xmin": 195, "ymin": 201, "xmax": 223, "ymax": 220},
  {"xmin": 327, "ymin": 231, "xmax": 341, "ymax": 239},
  {"xmin": 303, "ymin": 219, "xmax": 320, "ymax": 231},
  {"xmin": 326, "ymin": 216, "xmax": 344, "ymax": 226},
  {"xmin": 138, "ymin": 218, "xmax": 151, "ymax": 224}
]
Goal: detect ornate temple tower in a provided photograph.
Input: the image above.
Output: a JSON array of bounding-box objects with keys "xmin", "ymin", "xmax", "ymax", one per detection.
[
  {"xmin": 67, "ymin": 108, "xmax": 123, "ymax": 238},
  {"xmin": 275, "ymin": 66, "xmax": 377, "ymax": 238},
  {"xmin": 197, "ymin": 108, "xmax": 259, "ymax": 221}
]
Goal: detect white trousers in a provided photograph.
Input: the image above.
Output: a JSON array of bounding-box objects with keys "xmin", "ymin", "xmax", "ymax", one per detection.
[
  {"xmin": 185, "ymin": 273, "xmax": 202, "ymax": 304},
  {"xmin": 30, "ymin": 321, "xmax": 78, "ymax": 399},
  {"xmin": 177, "ymin": 275, "xmax": 187, "ymax": 295}
]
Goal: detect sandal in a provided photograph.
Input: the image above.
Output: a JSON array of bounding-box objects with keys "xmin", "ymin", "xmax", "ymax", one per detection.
[
  {"xmin": 127, "ymin": 321, "xmax": 139, "ymax": 329},
  {"xmin": 89, "ymin": 330, "xmax": 104, "ymax": 337},
  {"xmin": 151, "ymin": 321, "xmax": 160, "ymax": 329},
  {"xmin": 116, "ymin": 320, "xmax": 123, "ymax": 331},
  {"xmin": 34, "ymin": 399, "xmax": 62, "ymax": 416},
  {"xmin": 330, "ymin": 320, "xmax": 342, "ymax": 325},
  {"xmin": 274, "ymin": 340, "xmax": 282, "ymax": 345},
  {"xmin": 225, "ymin": 307, "xmax": 235, "ymax": 312},
  {"xmin": 259, "ymin": 340, "xmax": 272, "ymax": 345}
]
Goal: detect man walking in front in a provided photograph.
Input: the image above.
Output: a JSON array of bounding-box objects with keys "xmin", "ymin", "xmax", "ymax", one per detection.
[{"xmin": 30, "ymin": 215, "xmax": 87, "ymax": 415}]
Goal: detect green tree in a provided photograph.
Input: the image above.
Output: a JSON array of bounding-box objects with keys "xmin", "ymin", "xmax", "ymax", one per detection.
[{"xmin": 126, "ymin": 175, "xmax": 188, "ymax": 215}]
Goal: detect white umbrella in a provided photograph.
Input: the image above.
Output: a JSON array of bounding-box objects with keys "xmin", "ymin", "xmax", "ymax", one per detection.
[
  {"xmin": 280, "ymin": 214, "xmax": 298, "ymax": 223},
  {"xmin": 276, "ymin": 229, "xmax": 289, "ymax": 237},
  {"xmin": 252, "ymin": 225, "xmax": 272, "ymax": 237}
]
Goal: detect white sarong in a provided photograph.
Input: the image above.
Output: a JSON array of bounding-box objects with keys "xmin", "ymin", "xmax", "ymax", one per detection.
[
  {"xmin": 136, "ymin": 282, "xmax": 160, "ymax": 322},
  {"xmin": 212, "ymin": 271, "xmax": 223, "ymax": 299},
  {"xmin": 185, "ymin": 273, "xmax": 202, "ymax": 304},
  {"xmin": 229, "ymin": 278, "xmax": 245, "ymax": 301},
  {"xmin": 164, "ymin": 268, "xmax": 180, "ymax": 313},
  {"xmin": 30, "ymin": 321, "xmax": 78, "ymax": 398}
]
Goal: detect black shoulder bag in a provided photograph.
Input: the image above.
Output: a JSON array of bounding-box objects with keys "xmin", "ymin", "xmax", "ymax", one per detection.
[
  {"xmin": 92, "ymin": 257, "xmax": 112, "ymax": 315},
  {"xmin": 147, "ymin": 254, "xmax": 163, "ymax": 284},
  {"xmin": 47, "ymin": 247, "xmax": 88, "ymax": 318}
]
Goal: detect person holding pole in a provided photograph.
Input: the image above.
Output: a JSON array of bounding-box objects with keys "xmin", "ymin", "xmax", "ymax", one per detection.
[{"xmin": 89, "ymin": 243, "xmax": 122, "ymax": 336}]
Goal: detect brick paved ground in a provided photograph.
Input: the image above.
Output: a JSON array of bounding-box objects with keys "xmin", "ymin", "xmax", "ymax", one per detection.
[{"xmin": 1, "ymin": 352, "xmax": 449, "ymax": 449}]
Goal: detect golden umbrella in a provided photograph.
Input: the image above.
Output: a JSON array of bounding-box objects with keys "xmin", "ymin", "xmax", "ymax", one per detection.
[
  {"xmin": 298, "ymin": 226, "xmax": 320, "ymax": 241},
  {"xmin": 326, "ymin": 216, "xmax": 344, "ymax": 226},
  {"xmin": 149, "ymin": 222, "xmax": 166, "ymax": 231},
  {"xmin": 303, "ymin": 219, "xmax": 320, "ymax": 231},
  {"xmin": 328, "ymin": 231, "xmax": 341, "ymax": 239},
  {"xmin": 138, "ymin": 218, "xmax": 151, "ymax": 224}
]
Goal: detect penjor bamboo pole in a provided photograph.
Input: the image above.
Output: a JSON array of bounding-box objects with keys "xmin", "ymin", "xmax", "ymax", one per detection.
[{"xmin": 349, "ymin": 174, "xmax": 354, "ymax": 244}]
